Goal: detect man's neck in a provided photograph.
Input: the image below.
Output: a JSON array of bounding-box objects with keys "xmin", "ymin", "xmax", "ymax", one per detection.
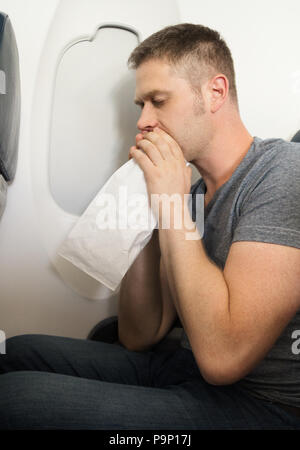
[{"xmin": 193, "ymin": 120, "xmax": 254, "ymax": 203}]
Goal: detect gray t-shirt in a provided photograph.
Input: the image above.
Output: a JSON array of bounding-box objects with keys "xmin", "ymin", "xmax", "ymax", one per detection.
[{"xmin": 181, "ymin": 136, "xmax": 300, "ymax": 407}]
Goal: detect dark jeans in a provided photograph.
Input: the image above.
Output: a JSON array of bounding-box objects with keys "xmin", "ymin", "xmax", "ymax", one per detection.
[{"xmin": 0, "ymin": 334, "xmax": 299, "ymax": 429}]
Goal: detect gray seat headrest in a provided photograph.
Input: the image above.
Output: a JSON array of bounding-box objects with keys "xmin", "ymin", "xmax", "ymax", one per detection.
[
  {"xmin": 0, "ymin": 174, "xmax": 7, "ymax": 219},
  {"xmin": 291, "ymin": 130, "xmax": 300, "ymax": 143},
  {"xmin": 0, "ymin": 12, "xmax": 21, "ymax": 183}
]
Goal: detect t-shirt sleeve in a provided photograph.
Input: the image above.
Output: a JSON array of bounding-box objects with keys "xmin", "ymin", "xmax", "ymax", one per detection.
[{"xmin": 232, "ymin": 147, "xmax": 300, "ymax": 249}]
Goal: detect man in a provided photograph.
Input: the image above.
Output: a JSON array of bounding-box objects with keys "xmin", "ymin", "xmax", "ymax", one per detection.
[
  {"xmin": 0, "ymin": 23, "xmax": 300, "ymax": 430},
  {"xmin": 120, "ymin": 22, "xmax": 300, "ymax": 391}
]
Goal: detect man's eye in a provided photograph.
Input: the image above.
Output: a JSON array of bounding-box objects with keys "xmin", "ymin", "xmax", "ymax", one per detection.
[{"xmin": 152, "ymin": 100, "xmax": 164, "ymax": 107}]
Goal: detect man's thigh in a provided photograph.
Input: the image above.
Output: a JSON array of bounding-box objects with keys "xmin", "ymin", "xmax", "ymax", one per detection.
[
  {"xmin": 0, "ymin": 334, "xmax": 154, "ymax": 386},
  {"xmin": 0, "ymin": 370, "xmax": 195, "ymax": 430},
  {"xmin": 0, "ymin": 369, "xmax": 298, "ymax": 430}
]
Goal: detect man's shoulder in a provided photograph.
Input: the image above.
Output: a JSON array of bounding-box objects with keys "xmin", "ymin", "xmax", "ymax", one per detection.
[
  {"xmin": 249, "ymin": 137, "xmax": 300, "ymax": 180},
  {"xmin": 257, "ymin": 137, "xmax": 300, "ymax": 163}
]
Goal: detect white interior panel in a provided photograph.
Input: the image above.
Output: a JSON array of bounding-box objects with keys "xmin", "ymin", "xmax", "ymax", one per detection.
[
  {"xmin": 0, "ymin": 0, "xmax": 180, "ymax": 339},
  {"xmin": 50, "ymin": 26, "xmax": 140, "ymax": 215},
  {"xmin": 1, "ymin": 0, "xmax": 300, "ymax": 341}
]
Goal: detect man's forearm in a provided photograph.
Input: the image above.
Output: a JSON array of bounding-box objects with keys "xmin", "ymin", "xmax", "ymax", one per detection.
[
  {"xmin": 158, "ymin": 206, "xmax": 231, "ymax": 370},
  {"xmin": 118, "ymin": 230, "xmax": 163, "ymax": 350}
]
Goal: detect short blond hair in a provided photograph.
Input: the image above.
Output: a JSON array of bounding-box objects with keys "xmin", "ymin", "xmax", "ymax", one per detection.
[{"xmin": 128, "ymin": 23, "xmax": 238, "ymax": 104}]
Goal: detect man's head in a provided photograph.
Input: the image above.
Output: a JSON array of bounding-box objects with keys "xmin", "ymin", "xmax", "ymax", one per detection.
[
  {"xmin": 128, "ymin": 23, "xmax": 239, "ymax": 161},
  {"xmin": 128, "ymin": 23, "xmax": 237, "ymax": 105}
]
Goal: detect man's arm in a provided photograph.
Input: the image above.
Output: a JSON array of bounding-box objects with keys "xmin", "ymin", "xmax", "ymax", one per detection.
[
  {"xmin": 118, "ymin": 230, "xmax": 178, "ymax": 351},
  {"xmin": 129, "ymin": 126, "xmax": 300, "ymax": 385},
  {"xmin": 159, "ymin": 217, "xmax": 300, "ymax": 385}
]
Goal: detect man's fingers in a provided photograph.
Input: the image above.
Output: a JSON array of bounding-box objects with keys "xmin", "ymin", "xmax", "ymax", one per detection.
[
  {"xmin": 154, "ymin": 127, "xmax": 185, "ymax": 161},
  {"xmin": 141, "ymin": 131, "xmax": 174, "ymax": 160},
  {"xmin": 130, "ymin": 134, "xmax": 143, "ymax": 159},
  {"xmin": 136, "ymin": 139, "xmax": 164, "ymax": 165},
  {"xmin": 128, "ymin": 147, "xmax": 134, "ymax": 160},
  {"xmin": 129, "ymin": 146, "xmax": 154, "ymax": 176},
  {"xmin": 136, "ymin": 133, "xmax": 144, "ymax": 145}
]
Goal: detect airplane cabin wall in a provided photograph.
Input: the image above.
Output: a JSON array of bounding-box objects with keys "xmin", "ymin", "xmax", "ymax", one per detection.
[{"xmin": 0, "ymin": 0, "xmax": 299, "ymax": 340}]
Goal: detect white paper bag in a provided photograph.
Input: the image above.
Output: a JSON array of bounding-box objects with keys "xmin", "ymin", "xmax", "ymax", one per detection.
[{"xmin": 58, "ymin": 159, "xmax": 157, "ymax": 291}]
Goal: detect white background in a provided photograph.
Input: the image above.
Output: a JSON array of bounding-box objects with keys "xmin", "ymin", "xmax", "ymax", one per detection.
[{"xmin": 1, "ymin": 0, "xmax": 299, "ymax": 141}]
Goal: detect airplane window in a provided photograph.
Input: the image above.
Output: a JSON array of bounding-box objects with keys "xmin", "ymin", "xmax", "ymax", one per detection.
[{"xmin": 49, "ymin": 26, "xmax": 140, "ymax": 215}]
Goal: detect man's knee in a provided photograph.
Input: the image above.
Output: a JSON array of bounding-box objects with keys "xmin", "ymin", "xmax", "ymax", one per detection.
[
  {"xmin": 0, "ymin": 334, "xmax": 42, "ymax": 373},
  {"xmin": 0, "ymin": 371, "xmax": 49, "ymax": 429}
]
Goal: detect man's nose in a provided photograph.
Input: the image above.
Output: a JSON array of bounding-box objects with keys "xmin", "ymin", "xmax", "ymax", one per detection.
[{"xmin": 137, "ymin": 104, "xmax": 159, "ymax": 132}]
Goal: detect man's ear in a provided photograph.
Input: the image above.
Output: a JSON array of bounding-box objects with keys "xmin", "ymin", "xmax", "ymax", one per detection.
[{"xmin": 208, "ymin": 74, "xmax": 229, "ymax": 113}]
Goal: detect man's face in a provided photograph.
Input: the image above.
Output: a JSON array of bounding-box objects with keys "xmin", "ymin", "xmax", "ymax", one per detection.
[{"xmin": 134, "ymin": 58, "xmax": 211, "ymax": 160}]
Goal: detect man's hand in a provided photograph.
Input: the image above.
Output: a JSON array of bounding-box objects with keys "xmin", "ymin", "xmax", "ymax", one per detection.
[{"xmin": 129, "ymin": 128, "xmax": 192, "ymax": 224}]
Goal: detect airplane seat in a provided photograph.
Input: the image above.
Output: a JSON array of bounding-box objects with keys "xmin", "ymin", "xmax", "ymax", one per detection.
[
  {"xmin": 291, "ymin": 130, "xmax": 300, "ymax": 143},
  {"xmin": 87, "ymin": 315, "xmax": 183, "ymax": 352},
  {"xmin": 0, "ymin": 12, "xmax": 21, "ymax": 220}
]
